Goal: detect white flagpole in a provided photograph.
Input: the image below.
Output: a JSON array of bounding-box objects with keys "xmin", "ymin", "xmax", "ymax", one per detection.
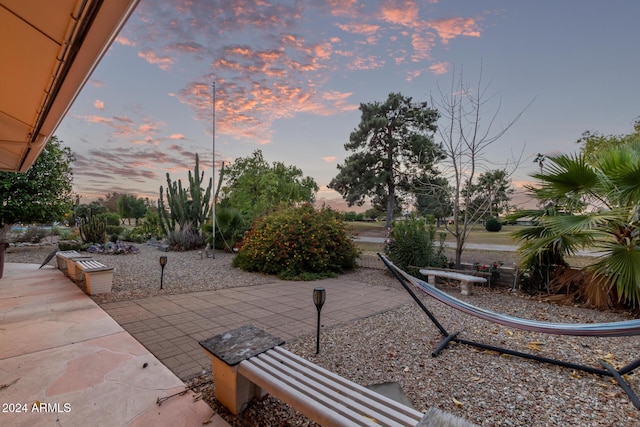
[{"xmin": 211, "ymin": 81, "xmax": 216, "ymax": 259}]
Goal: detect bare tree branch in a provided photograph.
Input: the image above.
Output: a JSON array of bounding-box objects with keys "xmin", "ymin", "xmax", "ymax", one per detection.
[{"xmin": 429, "ymin": 64, "xmax": 533, "ymax": 268}]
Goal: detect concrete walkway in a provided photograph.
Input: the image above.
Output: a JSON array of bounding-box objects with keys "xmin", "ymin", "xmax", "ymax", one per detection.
[
  {"xmin": 0, "ymin": 263, "xmax": 225, "ymax": 427},
  {"xmin": 0, "ymin": 262, "xmax": 413, "ymax": 426},
  {"xmin": 100, "ymin": 276, "xmax": 413, "ymax": 380}
]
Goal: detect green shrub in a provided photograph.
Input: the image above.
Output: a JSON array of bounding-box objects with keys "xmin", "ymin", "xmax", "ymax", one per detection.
[
  {"xmin": 121, "ymin": 228, "xmax": 147, "ymax": 243},
  {"xmin": 232, "ymin": 204, "xmax": 359, "ymax": 280},
  {"xmin": 98, "ymin": 212, "xmax": 121, "ymax": 226},
  {"xmin": 106, "ymin": 225, "xmax": 123, "ymax": 236},
  {"xmin": 485, "ymin": 217, "xmax": 502, "ymax": 232},
  {"xmin": 58, "ymin": 240, "xmax": 82, "ymax": 251},
  {"xmin": 120, "ymin": 228, "xmax": 133, "ymax": 241},
  {"xmin": 129, "ymin": 211, "xmax": 163, "ymax": 242},
  {"xmin": 343, "ymin": 211, "xmax": 357, "ymax": 221},
  {"xmin": 385, "ymin": 215, "xmax": 447, "ymax": 273},
  {"xmin": 58, "ymin": 229, "xmax": 78, "ymax": 240},
  {"xmin": 202, "ymin": 207, "xmax": 246, "ymax": 251},
  {"xmin": 16, "ymin": 226, "xmax": 48, "ymax": 243}
]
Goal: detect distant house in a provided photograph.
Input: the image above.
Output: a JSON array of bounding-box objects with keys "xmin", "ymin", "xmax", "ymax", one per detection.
[{"xmin": 516, "ymin": 216, "xmax": 535, "ymax": 226}]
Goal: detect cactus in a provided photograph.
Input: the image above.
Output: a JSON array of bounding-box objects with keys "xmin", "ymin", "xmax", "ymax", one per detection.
[
  {"xmin": 79, "ymin": 208, "xmax": 107, "ymax": 244},
  {"xmin": 158, "ymin": 153, "xmax": 212, "ymax": 236}
]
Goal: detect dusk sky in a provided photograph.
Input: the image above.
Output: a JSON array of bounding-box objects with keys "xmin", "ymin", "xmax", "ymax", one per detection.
[{"xmin": 56, "ymin": 0, "xmax": 640, "ymax": 210}]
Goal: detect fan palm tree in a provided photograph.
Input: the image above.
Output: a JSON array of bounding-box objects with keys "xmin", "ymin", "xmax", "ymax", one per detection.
[{"xmin": 513, "ymin": 141, "xmax": 640, "ymax": 307}]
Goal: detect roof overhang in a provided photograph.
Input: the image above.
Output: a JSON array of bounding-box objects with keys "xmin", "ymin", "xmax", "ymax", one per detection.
[{"xmin": 0, "ymin": 0, "xmax": 139, "ymax": 172}]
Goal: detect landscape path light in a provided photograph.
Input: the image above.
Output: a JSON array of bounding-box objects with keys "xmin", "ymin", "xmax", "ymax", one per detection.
[
  {"xmin": 313, "ymin": 287, "xmax": 326, "ymax": 354},
  {"xmin": 159, "ymin": 256, "xmax": 168, "ymax": 289}
]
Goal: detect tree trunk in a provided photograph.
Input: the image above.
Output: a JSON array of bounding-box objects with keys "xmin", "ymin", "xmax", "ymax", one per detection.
[
  {"xmin": 455, "ymin": 235, "xmax": 463, "ymax": 269},
  {"xmin": 386, "ymin": 190, "xmax": 394, "ymax": 228}
]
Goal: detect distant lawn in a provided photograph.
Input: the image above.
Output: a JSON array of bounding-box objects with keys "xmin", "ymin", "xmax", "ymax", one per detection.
[
  {"xmin": 349, "ymin": 221, "xmax": 595, "ymax": 268},
  {"xmin": 347, "ymin": 220, "xmax": 525, "ymax": 245},
  {"xmin": 450, "ymin": 225, "xmax": 523, "ymax": 246}
]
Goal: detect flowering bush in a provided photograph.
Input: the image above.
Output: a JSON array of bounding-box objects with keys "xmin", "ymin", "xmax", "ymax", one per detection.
[
  {"xmin": 232, "ymin": 204, "xmax": 359, "ymax": 280},
  {"xmin": 473, "ymin": 260, "xmax": 503, "ymax": 280},
  {"xmin": 384, "ymin": 215, "xmax": 447, "ymax": 273}
]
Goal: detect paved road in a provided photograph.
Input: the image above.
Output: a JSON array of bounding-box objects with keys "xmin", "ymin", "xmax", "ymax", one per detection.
[
  {"xmin": 354, "ymin": 236, "xmax": 602, "ymax": 257},
  {"xmin": 355, "ymin": 236, "xmax": 518, "ymax": 252}
]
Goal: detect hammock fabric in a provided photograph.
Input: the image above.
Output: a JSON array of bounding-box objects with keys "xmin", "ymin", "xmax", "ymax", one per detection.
[
  {"xmin": 378, "ymin": 254, "xmax": 640, "ymax": 409},
  {"xmin": 387, "ymin": 257, "xmax": 640, "ymax": 337}
]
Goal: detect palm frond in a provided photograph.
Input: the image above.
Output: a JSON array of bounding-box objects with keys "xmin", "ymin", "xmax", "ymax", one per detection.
[
  {"xmin": 533, "ymin": 154, "xmax": 598, "ymax": 198},
  {"xmin": 589, "ymin": 244, "xmax": 640, "ymax": 307}
]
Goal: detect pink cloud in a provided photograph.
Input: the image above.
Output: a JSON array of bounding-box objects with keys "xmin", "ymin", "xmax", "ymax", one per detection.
[
  {"xmin": 380, "ymin": 0, "xmax": 419, "ymax": 27},
  {"xmin": 429, "ymin": 62, "xmax": 449, "ymax": 75},
  {"xmin": 77, "ymin": 114, "xmax": 165, "ymax": 142},
  {"xmin": 428, "ymin": 17, "xmax": 482, "ymax": 44},
  {"xmin": 406, "ymin": 69, "xmax": 423, "ymax": 81},
  {"xmin": 346, "ymin": 55, "xmax": 385, "ymax": 71},
  {"xmin": 94, "ymin": 100, "xmax": 104, "ymax": 110},
  {"xmin": 115, "ymin": 36, "xmax": 136, "ymax": 46},
  {"xmin": 138, "ymin": 48, "xmax": 175, "ymax": 70},
  {"xmin": 411, "ymin": 32, "xmax": 435, "ymax": 61},
  {"xmin": 165, "ymin": 41, "xmax": 205, "ymax": 54},
  {"xmin": 124, "ymin": 0, "xmax": 487, "ymax": 147},
  {"xmin": 70, "ymin": 0, "xmax": 497, "ymax": 202},
  {"xmin": 72, "ymin": 141, "xmax": 216, "ymax": 195},
  {"xmin": 323, "ymin": 0, "xmax": 361, "ymax": 18},
  {"xmin": 335, "ymin": 23, "xmax": 380, "ymax": 36}
]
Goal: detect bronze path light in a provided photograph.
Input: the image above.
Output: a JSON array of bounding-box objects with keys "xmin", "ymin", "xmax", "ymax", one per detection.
[{"xmin": 313, "ymin": 287, "xmax": 326, "ymax": 354}]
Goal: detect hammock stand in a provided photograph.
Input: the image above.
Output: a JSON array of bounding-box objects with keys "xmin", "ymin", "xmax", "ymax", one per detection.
[{"xmin": 378, "ymin": 254, "xmax": 640, "ymax": 409}]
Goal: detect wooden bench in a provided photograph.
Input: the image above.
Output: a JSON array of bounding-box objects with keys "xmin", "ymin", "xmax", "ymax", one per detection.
[
  {"xmin": 75, "ymin": 260, "xmax": 114, "ymax": 295},
  {"xmin": 419, "ymin": 269, "xmax": 487, "ymax": 296},
  {"xmin": 200, "ymin": 325, "xmax": 466, "ymax": 427}
]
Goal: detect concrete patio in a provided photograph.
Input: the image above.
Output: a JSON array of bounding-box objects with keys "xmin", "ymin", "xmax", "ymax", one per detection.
[{"xmin": 0, "ymin": 263, "xmax": 226, "ymax": 427}]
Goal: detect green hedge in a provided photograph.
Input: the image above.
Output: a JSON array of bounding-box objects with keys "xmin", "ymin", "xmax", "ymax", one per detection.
[
  {"xmin": 385, "ymin": 215, "xmax": 447, "ymax": 273},
  {"xmin": 485, "ymin": 217, "xmax": 502, "ymax": 232}
]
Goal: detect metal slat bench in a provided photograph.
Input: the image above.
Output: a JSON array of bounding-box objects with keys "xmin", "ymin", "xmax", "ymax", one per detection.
[
  {"xmin": 200, "ymin": 326, "xmax": 475, "ymax": 427},
  {"xmin": 239, "ymin": 346, "xmax": 423, "ymax": 426},
  {"xmin": 55, "ymin": 250, "xmax": 85, "ymax": 274},
  {"xmin": 66, "ymin": 255, "xmax": 94, "ymax": 281},
  {"xmin": 75, "ymin": 260, "xmax": 114, "ymax": 295},
  {"xmin": 419, "ymin": 269, "xmax": 487, "ymax": 296}
]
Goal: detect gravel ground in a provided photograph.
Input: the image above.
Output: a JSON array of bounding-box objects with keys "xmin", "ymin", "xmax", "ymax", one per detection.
[{"xmin": 6, "ymin": 244, "xmax": 640, "ymax": 426}]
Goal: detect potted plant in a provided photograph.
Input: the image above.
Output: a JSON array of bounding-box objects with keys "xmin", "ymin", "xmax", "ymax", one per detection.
[{"xmin": 0, "ymin": 224, "xmax": 11, "ymax": 278}]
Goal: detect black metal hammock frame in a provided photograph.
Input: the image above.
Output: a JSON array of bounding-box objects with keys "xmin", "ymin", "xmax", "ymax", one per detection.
[{"xmin": 378, "ymin": 253, "xmax": 640, "ymax": 409}]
